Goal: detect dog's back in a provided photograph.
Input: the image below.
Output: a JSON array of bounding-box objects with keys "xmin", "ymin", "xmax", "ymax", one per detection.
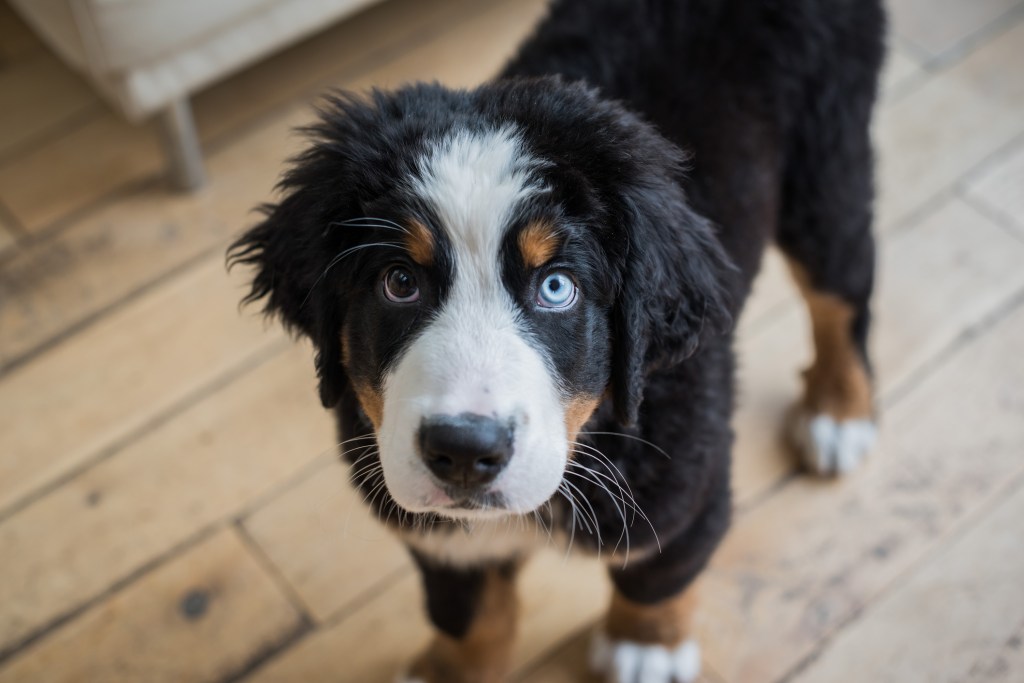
[{"xmin": 505, "ymin": 0, "xmax": 886, "ymax": 303}]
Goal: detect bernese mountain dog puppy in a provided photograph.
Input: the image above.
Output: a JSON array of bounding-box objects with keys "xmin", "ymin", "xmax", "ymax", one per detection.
[{"xmin": 229, "ymin": 0, "xmax": 885, "ymax": 680}]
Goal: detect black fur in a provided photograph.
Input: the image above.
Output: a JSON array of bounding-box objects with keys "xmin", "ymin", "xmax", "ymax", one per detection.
[{"xmin": 229, "ymin": 0, "xmax": 884, "ymax": 659}]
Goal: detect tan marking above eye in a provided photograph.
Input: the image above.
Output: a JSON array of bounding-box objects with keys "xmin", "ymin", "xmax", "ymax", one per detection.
[
  {"xmin": 517, "ymin": 220, "xmax": 561, "ymax": 269},
  {"xmin": 404, "ymin": 218, "xmax": 436, "ymax": 266}
]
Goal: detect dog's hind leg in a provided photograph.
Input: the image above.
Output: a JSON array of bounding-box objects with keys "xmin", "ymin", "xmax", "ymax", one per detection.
[
  {"xmin": 402, "ymin": 552, "xmax": 519, "ymax": 683},
  {"xmin": 774, "ymin": 19, "xmax": 884, "ymax": 476}
]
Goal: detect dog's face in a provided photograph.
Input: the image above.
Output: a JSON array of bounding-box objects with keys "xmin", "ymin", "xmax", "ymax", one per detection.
[{"xmin": 230, "ymin": 79, "xmax": 732, "ymax": 521}]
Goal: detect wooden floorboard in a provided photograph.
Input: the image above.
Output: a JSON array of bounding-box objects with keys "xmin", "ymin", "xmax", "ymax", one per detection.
[
  {"xmin": 0, "ymin": 258, "xmax": 284, "ymax": 516},
  {"xmin": 0, "ymin": 529, "xmax": 305, "ymax": 683},
  {"xmin": 698, "ymin": 302, "xmax": 1024, "ymax": 683},
  {"xmin": 0, "ymin": 342, "xmax": 329, "ymax": 656},
  {"xmin": 789, "ymin": 472, "xmax": 1024, "ymax": 683},
  {"xmin": 874, "ymin": 18, "xmax": 1024, "ymax": 231},
  {"xmin": 0, "ymin": 0, "xmax": 1022, "ymax": 682}
]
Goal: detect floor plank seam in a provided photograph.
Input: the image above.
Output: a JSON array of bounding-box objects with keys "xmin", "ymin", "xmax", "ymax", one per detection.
[
  {"xmin": 234, "ymin": 450, "xmax": 339, "ymax": 524},
  {"xmin": 233, "ymin": 520, "xmax": 318, "ymax": 626},
  {"xmin": 954, "ymin": 129, "xmax": 1024, "ymax": 194},
  {"xmin": 880, "ymin": 283, "xmax": 1024, "ymax": 410},
  {"xmin": 319, "ymin": 565, "xmax": 414, "ymax": 631},
  {"xmin": 0, "ymin": 337, "xmax": 288, "ymax": 523},
  {"xmin": 727, "ymin": 283, "xmax": 1024, "ymax": 524},
  {"xmin": 0, "ymin": 429, "xmax": 342, "ymax": 671},
  {"xmin": 0, "ymin": 197, "xmax": 28, "ymax": 240},
  {"xmin": 0, "ymin": 521, "xmax": 225, "ymax": 667},
  {"xmin": 0, "ymin": 240, "xmax": 224, "ymax": 378},
  {"xmin": 0, "ymin": 102, "xmax": 102, "ymax": 170},
  {"xmin": 772, "ymin": 464, "xmax": 1024, "ymax": 683},
  {"xmin": 957, "ymin": 191, "xmax": 1024, "ymax": 244},
  {"xmin": 220, "ymin": 565, "xmax": 413, "ymax": 683},
  {"xmin": 511, "ymin": 624, "xmax": 592, "ymax": 683},
  {"xmin": 917, "ymin": 3, "xmax": 1024, "ymax": 71},
  {"xmin": 217, "ymin": 617, "xmax": 313, "ymax": 683}
]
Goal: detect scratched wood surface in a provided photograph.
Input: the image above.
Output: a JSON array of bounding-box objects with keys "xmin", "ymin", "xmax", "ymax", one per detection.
[{"xmin": 1, "ymin": 0, "xmax": 1023, "ymax": 681}]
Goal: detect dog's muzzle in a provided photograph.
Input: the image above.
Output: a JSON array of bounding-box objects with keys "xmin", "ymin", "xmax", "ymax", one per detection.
[{"xmin": 418, "ymin": 413, "xmax": 513, "ymax": 493}]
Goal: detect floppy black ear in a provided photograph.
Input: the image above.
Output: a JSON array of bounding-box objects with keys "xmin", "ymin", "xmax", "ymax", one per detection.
[
  {"xmin": 610, "ymin": 179, "xmax": 735, "ymax": 426},
  {"xmin": 228, "ymin": 190, "xmax": 350, "ymax": 409}
]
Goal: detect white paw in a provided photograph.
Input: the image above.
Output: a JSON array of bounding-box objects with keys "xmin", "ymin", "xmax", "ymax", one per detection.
[
  {"xmin": 394, "ymin": 675, "xmax": 425, "ymax": 683},
  {"xmin": 790, "ymin": 411, "xmax": 877, "ymax": 476},
  {"xmin": 589, "ymin": 630, "xmax": 701, "ymax": 683}
]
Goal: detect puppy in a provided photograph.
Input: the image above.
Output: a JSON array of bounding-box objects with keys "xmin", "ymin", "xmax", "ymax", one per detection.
[{"xmin": 229, "ymin": 0, "xmax": 885, "ymax": 681}]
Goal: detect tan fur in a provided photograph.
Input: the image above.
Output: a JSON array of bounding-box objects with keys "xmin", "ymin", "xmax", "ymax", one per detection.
[
  {"xmin": 405, "ymin": 218, "xmax": 436, "ymax": 266},
  {"xmin": 352, "ymin": 382, "xmax": 383, "ymax": 429},
  {"xmin": 605, "ymin": 585, "xmax": 698, "ymax": 647},
  {"xmin": 788, "ymin": 260, "xmax": 873, "ymax": 421},
  {"xmin": 410, "ymin": 567, "xmax": 519, "ymax": 683},
  {"xmin": 517, "ymin": 220, "xmax": 560, "ymax": 268},
  {"xmin": 565, "ymin": 395, "xmax": 600, "ymax": 443},
  {"xmin": 342, "ymin": 328, "xmax": 384, "ymax": 428}
]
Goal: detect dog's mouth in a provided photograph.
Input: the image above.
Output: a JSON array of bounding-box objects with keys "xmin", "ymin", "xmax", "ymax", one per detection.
[{"xmin": 435, "ymin": 487, "xmax": 510, "ymax": 516}]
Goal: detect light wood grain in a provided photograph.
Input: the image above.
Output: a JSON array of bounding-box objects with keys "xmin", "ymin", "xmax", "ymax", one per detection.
[
  {"xmin": 791, "ymin": 478, "xmax": 1024, "ymax": 683},
  {"xmin": 0, "ymin": 52, "xmax": 96, "ymax": 160},
  {"xmin": 243, "ymin": 460, "xmax": 413, "ymax": 623},
  {"xmin": 0, "ymin": 529, "xmax": 303, "ymax": 683},
  {"xmin": 0, "ymin": 2, "xmax": 43, "ymax": 64},
  {"xmin": 0, "ymin": 258, "xmax": 283, "ymax": 516},
  {"xmin": 245, "ymin": 550, "xmax": 609, "ymax": 683},
  {"xmin": 698, "ymin": 302, "xmax": 1024, "ymax": 683},
  {"xmin": 875, "ymin": 20, "xmax": 1024, "ymax": 230},
  {"xmin": 246, "ymin": 572, "xmax": 428, "ymax": 683},
  {"xmin": 0, "ymin": 342, "xmax": 334, "ymax": 654},
  {"xmin": 872, "ymin": 198, "xmax": 1024, "ymax": 391},
  {"xmin": 0, "ymin": 109, "xmax": 303, "ymax": 372},
  {"xmin": 0, "ymin": 219, "xmax": 16, "ymax": 257},
  {"xmin": 964, "ymin": 141, "xmax": 1024, "ymax": 234},
  {"xmin": 880, "ymin": 47, "xmax": 926, "ymax": 99},
  {"xmin": 737, "ymin": 247, "xmax": 799, "ymax": 336},
  {"xmin": 887, "ymin": 0, "xmax": 1022, "ymax": 60},
  {"xmin": 0, "ymin": 114, "xmax": 163, "ymax": 232}
]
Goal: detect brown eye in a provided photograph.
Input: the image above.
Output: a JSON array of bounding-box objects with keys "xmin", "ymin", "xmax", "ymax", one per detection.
[{"xmin": 383, "ymin": 266, "xmax": 420, "ymax": 303}]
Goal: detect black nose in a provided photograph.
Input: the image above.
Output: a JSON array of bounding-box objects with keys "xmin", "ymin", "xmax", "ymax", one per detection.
[{"xmin": 418, "ymin": 413, "xmax": 513, "ymax": 489}]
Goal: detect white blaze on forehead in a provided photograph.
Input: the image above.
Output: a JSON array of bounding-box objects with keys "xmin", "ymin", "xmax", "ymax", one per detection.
[
  {"xmin": 377, "ymin": 126, "xmax": 568, "ymax": 517},
  {"xmin": 412, "ymin": 126, "xmax": 546, "ymax": 269}
]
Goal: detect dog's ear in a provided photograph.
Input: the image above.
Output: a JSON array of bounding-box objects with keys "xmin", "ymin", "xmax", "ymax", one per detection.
[
  {"xmin": 610, "ymin": 177, "xmax": 735, "ymax": 426},
  {"xmin": 228, "ymin": 190, "xmax": 350, "ymax": 409},
  {"xmin": 227, "ymin": 92, "xmax": 386, "ymax": 411}
]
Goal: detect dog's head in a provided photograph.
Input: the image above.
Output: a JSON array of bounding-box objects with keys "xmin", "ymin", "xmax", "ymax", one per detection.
[{"xmin": 229, "ymin": 78, "xmax": 732, "ymax": 520}]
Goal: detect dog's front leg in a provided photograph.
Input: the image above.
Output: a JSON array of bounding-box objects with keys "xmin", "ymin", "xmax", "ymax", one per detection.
[
  {"xmin": 590, "ymin": 535, "xmax": 708, "ymax": 683},
  {"xmin": 590, "ymin": 586, "xmax": 701, "ymax": 683},
  {"xmin": 403, "ymin": 551, "xmax": 520, "ymax": 683}
]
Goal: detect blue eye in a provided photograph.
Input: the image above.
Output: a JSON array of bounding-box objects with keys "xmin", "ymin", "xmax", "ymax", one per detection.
[{"xmin": 537, "ymin": 272, "xmax": 577, "ymax": 309}]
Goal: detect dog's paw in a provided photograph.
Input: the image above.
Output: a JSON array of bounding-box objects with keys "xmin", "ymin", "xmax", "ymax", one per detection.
[
  {"xmin": 789, "ymin": 410, "xmax": 877, "ymax": 476},
  {"xmin": 395, "ymin": 677, "xmax": 426, "ymax": 683},
  {"xmin": 588, "ymin": 630, "xmax": 701, "ymax": 683}
]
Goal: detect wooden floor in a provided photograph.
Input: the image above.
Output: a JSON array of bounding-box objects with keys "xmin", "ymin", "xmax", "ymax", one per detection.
[{"xmin": 1, "ymin": 0, "xmax": 1023, "ymax": 681}]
